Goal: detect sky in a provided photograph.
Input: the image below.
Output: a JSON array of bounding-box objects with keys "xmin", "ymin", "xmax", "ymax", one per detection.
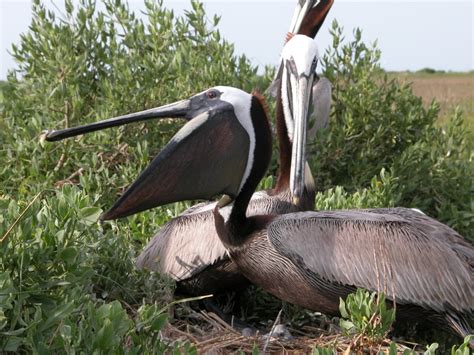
[{"xmin": 0, "ymin": 0, "xmax": 473, "ymax": 79}]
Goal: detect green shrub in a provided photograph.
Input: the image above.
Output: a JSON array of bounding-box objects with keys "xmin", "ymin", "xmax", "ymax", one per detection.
[
  {"xmin": 314, "ymin": 168, "xmax": 401, "ymax": 210},
  {"xmin": 1, "ymin": 0, "xmax": 270, "ymax": 200},
  {"xmin": 310, "ymin": 22, "xmax": 473, "ymax": 240},
  {"xmin": 0, "ymin": 186, "xmax": 182, "ymax": 352},
  {"xmin": 339, "ymin": 289, "xmax": 395, "ymax": 343},
  {"xmin": 0, "ymin": 0, "xmax": 264, "ymax": 352}
]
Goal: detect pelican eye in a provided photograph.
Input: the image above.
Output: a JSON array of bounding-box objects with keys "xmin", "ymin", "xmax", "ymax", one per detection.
[
  {"xmin": 206, "ymin": 90, "xmax": 218, "ymax": 99},
  {"xmin": 311, "ymin": 57, "xmax": 318, "ymax": 71}
]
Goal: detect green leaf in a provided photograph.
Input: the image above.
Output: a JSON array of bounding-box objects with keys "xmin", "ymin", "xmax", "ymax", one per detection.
[
  {"xmin": 424, "ymin": 343, "xmax": 439, "ymax": 355},
  {"xmin": 79, "ymin": 206, "xmax": 103, "ymax": 225},
  {"xmin": 339, "ymin": 319, "xmax": 354, "ymax": 332},
  {"xmin": 2, "ymin": 336, "xmax": 24, "ymax": 352},
  {"xmin": 252, "ymin": 342, "xmax": 260, "ymax": 355},
  {"xmin": 388, "ymin": 342, "xmax": 398, "ymax": 355},
  {"xmin": 40, "ymin": 301, "xmax": 76, "ymax": 332},
  {"xmin": 59, "ymin": 247, "xmax": 78, "ymax": 263},
  {"xmin": 151, "ymin": 313, "xmax": 168, "ymax": 332},
  {"xmin": 338, "ymin": 297, "xmax": 348, "ymax": 318}
]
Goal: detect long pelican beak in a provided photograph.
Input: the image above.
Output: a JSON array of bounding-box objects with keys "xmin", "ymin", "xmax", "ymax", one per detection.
[
  {"xmin": 289, "ymin": 74, "xmax": 314, "ymax": 203},
  {"xmin": 98, "ymin": 94, "xmax": 251, "ymax": 220},
  {"xmin": 290, "ymin": 0, "xmax": 315, "ymax": 35},
  {"xmin": 269, "ymin": 0, "xmax": 315, "ymax": 97},
  {"xmin": 269, "ymin": 0, "xmax": 333, "ymax": 98},
  {"xmin": 45, "ymin": 99, "xmax": 192, "ymax": 141},
  {"xmin": 287, "ymin": 1, "xmax": 306, "ymax": 38}
]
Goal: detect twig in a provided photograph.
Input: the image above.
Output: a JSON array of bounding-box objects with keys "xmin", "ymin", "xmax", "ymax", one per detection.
[
  {"xmin": 54, "ymin": 167, "xmax": 84, "ymax": 187},
  {"xmin": 48, "ymin": 320, "xmax": 64, "ymax": 348},
  {"xmin": 66, "ymin": 167, "xmax": 84, "ymax": 181},
  {"xmin": 263, "ymin": 308, "xmax": 283, "ymax": 354},
  {"xmin": 1, "ymin": 191, "xmax": 44, "ymax": 243},
  {"xmin": 206, "ymin": 312, "xmax": 240, "ymax": 334},
  {"xmin": 54, "ymin": 152, "xmax": 67, "ymax": 171},
  {"xmin": 166, "ymin": 323, "xmax": 200, "ymax": 344}
]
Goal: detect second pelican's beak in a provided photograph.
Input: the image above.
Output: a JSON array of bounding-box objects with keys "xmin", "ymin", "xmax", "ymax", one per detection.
[
  {"xmin": 289, "ymin": 0, "xmax": 314, "ymax": 36},
  {"xmin": 44, "ymin": 99, "xmax": 193, "ymax": 142},
  {"xmin": 269, "ymin": 0, "xmax": 332, "ymax": 97},
  {"xmin": 289, "ymin": 74, "xmax": 314, "ymax": 201}
]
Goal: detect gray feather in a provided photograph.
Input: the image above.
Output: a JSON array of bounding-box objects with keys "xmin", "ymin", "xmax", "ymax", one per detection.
[
  {"xmin": 268, "ymin": 208, "xmax": 473, "ymax": 314},
  {"xmin": 308, "ymin": 76, "xmax": 331, "ymax": 138},
  {"xmin": 136, "ymin": 190, "xmax": 300, "ymax": 281}
]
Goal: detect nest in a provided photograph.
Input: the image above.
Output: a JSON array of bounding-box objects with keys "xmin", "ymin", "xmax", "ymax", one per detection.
[{"xmin": 160, "ymin": 306, "xmax": 419, "ymax": 354}]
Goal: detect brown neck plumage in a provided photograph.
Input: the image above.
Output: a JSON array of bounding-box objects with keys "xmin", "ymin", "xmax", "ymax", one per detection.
[{"xmin": 274, "ymin": 86, "xmax": 292, "ymax": 193}]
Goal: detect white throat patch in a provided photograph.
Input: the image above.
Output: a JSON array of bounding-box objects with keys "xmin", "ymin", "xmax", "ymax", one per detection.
[
  {"xmin": 215, "ymin": 86, "xmax": 255, "ymax": 195},
  {"xmin": 281, "ymin": 35, "xmax": 319, "ymax": 142},
  {"xmin": 282, "ymin": 35, "xmax": 319, "ymax": 77}
]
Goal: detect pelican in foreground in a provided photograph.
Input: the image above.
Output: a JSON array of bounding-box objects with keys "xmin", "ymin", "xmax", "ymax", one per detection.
[
  {"xmin": 92, "ymin": 86, "xmax": 473, "ymax": 341},
  {"xmin": 44, "ymin": 0, "xmax": 334, "ymax": 298}
]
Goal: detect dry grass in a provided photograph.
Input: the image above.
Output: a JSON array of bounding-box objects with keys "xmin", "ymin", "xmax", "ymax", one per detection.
[
  {"xmin": 161, "ymin": 305, "xmax": 422, "ymax": 354},
  {"xmin": 391, "ymin": 71, "xmax": 474, "ymax": 131}
]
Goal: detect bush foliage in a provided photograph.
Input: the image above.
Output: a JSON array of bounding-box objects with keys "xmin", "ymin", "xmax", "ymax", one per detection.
[
  {"xmin": 312, "ymin": 24, "xmax": 473, "ymax": 238},
  {"xmin": 0, "ymin": 0, "xmax": 472, "ymax": 352}
]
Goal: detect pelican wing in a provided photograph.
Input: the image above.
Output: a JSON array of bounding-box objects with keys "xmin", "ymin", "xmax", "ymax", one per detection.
[
  {"xmin": 136, "ymin": 202, "xmax": 226, "ymax": 281},
  {"xmin": 137, "ymin": 190, "xmax": 299, "ymax": 281},
  {"xmin": 268, "ymin": 209, "xmax": 473, "ymax": 313},
  {"xmin": 308, "ymin": 76, "xmax": 331, "ymax": 138}
]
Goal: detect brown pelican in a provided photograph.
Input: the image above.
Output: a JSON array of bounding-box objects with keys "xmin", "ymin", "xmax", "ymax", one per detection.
[
  {"xmin": 97, "ymin": 86, "xmax": 473, "ymax": 341},
  {"xmin": 44, "ymin": 0, "xmax": 334, "ymax": 298},
  {"xmin": 135, "ymin": 38, "xmax": 332, "ymax": 296},
  {"xmin": 136, "ymin": 0, "xmax": 333, "ymax": 295}
]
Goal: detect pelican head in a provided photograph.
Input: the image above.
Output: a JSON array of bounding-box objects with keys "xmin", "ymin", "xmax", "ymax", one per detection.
[
  {"xmin": 281, "ymin": 34, "xmax": 319, "ymax": 202},
  {"xmin": 45, "ymin": 86, "xmax": 272, "ymax": 220},
  {"xmin": 44, "ymin": 87, "xmax": 247, "ymax": 142}
]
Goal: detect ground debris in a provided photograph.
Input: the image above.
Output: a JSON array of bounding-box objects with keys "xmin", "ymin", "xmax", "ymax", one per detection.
[{"xmin": 160, "ymin": 306, "xmax": 418, "ymax": 354}]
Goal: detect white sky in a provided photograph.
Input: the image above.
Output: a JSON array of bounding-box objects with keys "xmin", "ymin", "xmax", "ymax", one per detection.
[{"xmin": 0, "ymin": 0, "xmax": 473, "ymax": 79}]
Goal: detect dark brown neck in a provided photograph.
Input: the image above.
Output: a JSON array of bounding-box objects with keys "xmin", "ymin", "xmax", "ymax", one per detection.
[
  {"xmin": 299, "ymin": 0, "xmax": 334, "ymax": 38},
  {"xmin": 214, "ymin": 93, "xmax": 272, "ymax": 248},
  {"xmin": 274, "ymin": 87, "xmax": 292, "ymax": 193}
]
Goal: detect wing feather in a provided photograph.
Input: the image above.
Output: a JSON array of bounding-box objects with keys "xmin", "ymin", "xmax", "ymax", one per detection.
[
  {"xmin": 268, "ymin": 209, "xmax": 473, "ymax": 313},
  {"xmin": 137, "ymin": 190, "xmax": 299, "ymax": 281}
]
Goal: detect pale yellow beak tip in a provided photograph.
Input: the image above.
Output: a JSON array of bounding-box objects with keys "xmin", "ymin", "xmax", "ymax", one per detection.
[{"xmin": 292, "ymin": 196, "xmax": 300, "ymax": 206}]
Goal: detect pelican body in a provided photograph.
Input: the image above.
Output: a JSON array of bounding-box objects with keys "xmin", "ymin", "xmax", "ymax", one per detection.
[{"xmin": 97, "ymin": 86, "xmax": 472, "ymax": 341}]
